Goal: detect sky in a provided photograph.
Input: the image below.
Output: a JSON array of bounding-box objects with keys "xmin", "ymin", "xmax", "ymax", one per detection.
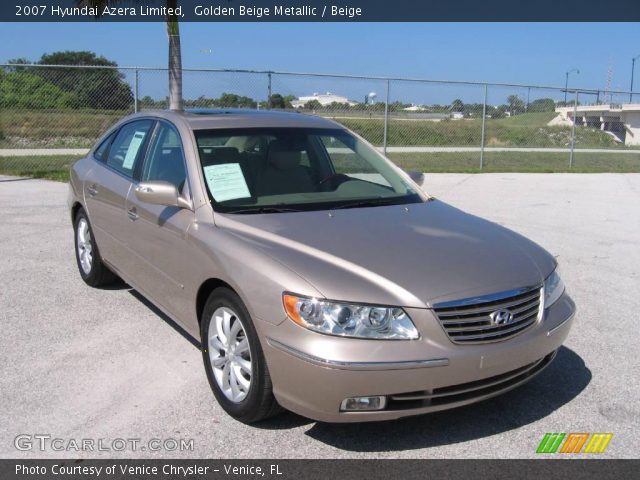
[{"xmin": 1, "ymin": 22, "xmax": 639, "ymax": 104}]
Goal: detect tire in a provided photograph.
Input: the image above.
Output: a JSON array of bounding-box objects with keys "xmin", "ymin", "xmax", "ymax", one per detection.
[
  {"xmin": 201, "ymin": 287, "xmax": 282, "ymax": 423},
  {"xmin": 73, "ymin": 209, "xmax": 117, "ymax": 287}
]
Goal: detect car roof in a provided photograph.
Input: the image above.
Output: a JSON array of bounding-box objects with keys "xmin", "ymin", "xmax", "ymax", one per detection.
[{"xmin": 131, "ymin": 108, "xmax": 344, "ymax": 130}]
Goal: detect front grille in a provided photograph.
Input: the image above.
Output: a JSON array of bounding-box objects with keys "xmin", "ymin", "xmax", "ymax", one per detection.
[
  {"xmin": 433, "ymin": 285, "xmax": 543, "ymax": 344},
  {"xmin": 387, "ymin": 351, "xmax": 556, "ymax": 410}
]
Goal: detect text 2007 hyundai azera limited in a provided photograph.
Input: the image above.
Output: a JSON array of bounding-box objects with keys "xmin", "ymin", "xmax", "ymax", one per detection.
[{"xmin": 68, "ymin": 109, "xmax": 575, "ymax": 423}]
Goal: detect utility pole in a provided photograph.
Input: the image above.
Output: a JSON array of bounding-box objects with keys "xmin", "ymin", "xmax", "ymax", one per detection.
[
  {"xmin": 631, "ymin": 55, "xmax": 640, "ymax": 103},
  {"xmin": 565, "ymin": 68, "xmax": 579, "ymax": 104},
  {"xmin": 569, "ymin": 91, "xmax": 579, "ymax": 168},
  {"xmin": 267, "ymin": 72, "xmax": 272, "ymax": 109}
]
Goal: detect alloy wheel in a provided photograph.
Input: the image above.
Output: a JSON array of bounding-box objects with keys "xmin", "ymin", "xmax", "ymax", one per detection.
[
  {"xmin": 76, "ymin": 218, "xmax": 93, "ymax": 275},
  {"xmin": 208, "ymin": 306, "xmax": 252, "ymax": 403}
]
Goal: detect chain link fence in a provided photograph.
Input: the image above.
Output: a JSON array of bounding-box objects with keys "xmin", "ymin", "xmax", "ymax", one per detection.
[{"xmin": 1, "ymin": 64, "xmax": 639, "ymax": 176}]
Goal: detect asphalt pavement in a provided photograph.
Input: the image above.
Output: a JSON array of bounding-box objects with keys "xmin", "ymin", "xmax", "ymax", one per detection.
[{"xmin": 0, "ymin": 173, "xmax": 638, "ymax": 458}]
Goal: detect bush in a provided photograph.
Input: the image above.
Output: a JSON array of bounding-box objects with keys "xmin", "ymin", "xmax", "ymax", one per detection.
[
  {"xmin": 528, "ymin": 98, "xmax": 556, "ymax": 112},
  {"xmin": 0, "ymin": 70, "xmax": 76, "ymax": 109}
]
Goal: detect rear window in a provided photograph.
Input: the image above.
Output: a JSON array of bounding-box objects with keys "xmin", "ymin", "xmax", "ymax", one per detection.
[
  {"xmin": 93, "ymin": 132, "xmax": 116, "ymax": 161},
  {"xmin": 105, "ymin": 120, "xmax": 154, "ymax": 178}
]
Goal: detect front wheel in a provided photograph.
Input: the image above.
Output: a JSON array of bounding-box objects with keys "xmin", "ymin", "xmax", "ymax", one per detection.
[{"xmin": 201, "ymin": 288, "xmax": 282, "ymax": 423}]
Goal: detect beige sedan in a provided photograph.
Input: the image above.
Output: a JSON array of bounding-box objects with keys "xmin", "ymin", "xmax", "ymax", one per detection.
[{"xmin": 68, "ymin": 109, "xmax": 575, "ymax": 423}]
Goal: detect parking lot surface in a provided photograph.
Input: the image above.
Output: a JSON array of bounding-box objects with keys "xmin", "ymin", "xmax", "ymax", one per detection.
[{"xmin": 1, "ymin": 173, "xmax": 639, "ymax": 458}]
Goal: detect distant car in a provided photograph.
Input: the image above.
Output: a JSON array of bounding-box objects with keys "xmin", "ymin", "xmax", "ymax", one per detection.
[{"xmin": 68, "ymin": 109, "xmax": 575, "ymax": 423}]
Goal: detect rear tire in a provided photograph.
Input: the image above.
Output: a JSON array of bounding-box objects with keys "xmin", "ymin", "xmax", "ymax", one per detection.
[
  {"xmin": 201, "ymin": 287, "xmax": 282, "ymax": 423},
  {"xmin": 74, "ymin": 209, "xmax": 116, "ymax": 287}
]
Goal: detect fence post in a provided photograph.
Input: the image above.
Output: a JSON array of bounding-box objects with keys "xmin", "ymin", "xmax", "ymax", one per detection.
[
  {"xmin": 134, "ymin": 68, "xmax": 139, "ymax": 113},
  {"xmin": 383, "ymin": 79, "xmax": 390, "ymax": 156},
  {"xmin": 569, "ymin": 90, "xmax": 579, "ymax": 168},
  {"xmin": 480, "ymin": 83, "xmax": 488, "ymax": 170},
  {"xmin": 267, "ymin": 72, "xmax": 272, "ymax": 109}
]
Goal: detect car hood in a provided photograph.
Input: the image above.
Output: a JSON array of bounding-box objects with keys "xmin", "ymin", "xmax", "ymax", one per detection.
[{"xmin": 213, "ymin": 200, "xmax": 555, "ymax": 308}]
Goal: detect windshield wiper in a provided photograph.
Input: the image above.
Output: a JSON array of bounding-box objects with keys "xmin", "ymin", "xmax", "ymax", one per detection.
[
  {"xmin": 224, "ymin": 206, "xmax": 303, "ymax": 214},
  {"xmin": 331, "ymin": 198, "xmax": 401, "ymax": 210}
]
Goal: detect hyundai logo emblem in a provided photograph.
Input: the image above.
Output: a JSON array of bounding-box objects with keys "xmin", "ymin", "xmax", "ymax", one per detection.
[{"xmin": 490, "ymin": 309, "xmax": 515, "ymax": 325}]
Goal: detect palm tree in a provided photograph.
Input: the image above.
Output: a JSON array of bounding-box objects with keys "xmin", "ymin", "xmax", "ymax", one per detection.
[
  {"xmin": 450, "ymin": 99, "xmax": 464, "ymax": 113},
  {"xmin": 76, "ymin": 0, "xmax": 183, "ymax": 110}
]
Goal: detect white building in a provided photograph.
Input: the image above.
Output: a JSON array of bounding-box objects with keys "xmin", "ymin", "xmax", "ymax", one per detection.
[
  {"xmin": 403, "ymin": 105, "xmax": 426, "ymax": 112},
  {"xmin": 554, "ymin": 103, "xmax": 640, "ymax": 145},
  {"xmin": 291, "ymin": 92, "xmax": 357, "ymax": 108}
]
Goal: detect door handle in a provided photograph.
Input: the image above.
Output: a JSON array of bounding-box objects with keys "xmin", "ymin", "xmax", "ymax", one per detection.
[
  {"xmin": 127, "ymin": 207, "xmax": 139, "ymax": 221},
  {"xmin": 87, "ymin": 184, "xmax": 98, "ymax": 197}
]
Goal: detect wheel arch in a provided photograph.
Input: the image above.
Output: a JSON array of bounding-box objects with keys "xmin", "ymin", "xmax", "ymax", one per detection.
[
  {"xmin": 196, "ymin": 278, "xmax": 238, "ymax": 327},
  {"xmin": 71, "ymin": 201, "xmax": 84, "ymax": 222}
]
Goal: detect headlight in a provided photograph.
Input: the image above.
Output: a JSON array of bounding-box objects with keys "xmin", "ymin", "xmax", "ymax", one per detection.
[
  {"xmin": 283, "ymin": 294, "xmax": 419, "ymax": 340},
  {"xmin": 543, "ymin": 267, "xmax": 565, "ymax": 308}
]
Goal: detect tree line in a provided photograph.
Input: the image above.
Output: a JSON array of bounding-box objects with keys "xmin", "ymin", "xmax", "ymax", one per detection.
[
  {"xmin": 139, "ymin": 94, "xmax": 557, "ymax": 116},
  {"xmin": 449, "ymin": 95, "xmax": 557, "ymax": 119}
]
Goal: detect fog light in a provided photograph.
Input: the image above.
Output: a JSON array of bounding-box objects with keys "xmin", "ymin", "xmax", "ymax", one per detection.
[{"xmin": 340, "ymin": 396, "xmax": 387, "ymax": 411}]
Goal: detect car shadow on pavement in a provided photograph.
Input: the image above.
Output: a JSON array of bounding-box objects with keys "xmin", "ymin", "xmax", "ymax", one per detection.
[
  {"xmin": 98, "ymin": 278, "xmax": 132, "ymax": 291},
  {"xmin": 298, "ymin": 346, "xmax": 590, "ymax": 452},
  {"xmin": 128, "ymin": 289, "xmax": 202, "ymax": 349}
]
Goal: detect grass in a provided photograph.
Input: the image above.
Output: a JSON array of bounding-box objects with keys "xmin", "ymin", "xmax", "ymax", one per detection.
[
  {"xmin": 388, "ymin": 151, "xmax": 640, "ymax": 173},
  {"xmin": 1, "ymin": 150, "xmax": 638, "ymax": 183},
  {"xmin": 0, "ymin": 155, "xmax": 80, "ymax": 181},
  {"xmin": 338, "ymin": 115, "xmax": 621, "ymax": 148},
  {"xmin": 0, "ymin": 109, "xmax": 628, "ymax": 150},
  {"xmin": 492, "ymin": 111, "xmax": 557, "ymax": 126},
  {"xmin": 0, "ymin": 109, "xmax": 127, "ymax": 148}
]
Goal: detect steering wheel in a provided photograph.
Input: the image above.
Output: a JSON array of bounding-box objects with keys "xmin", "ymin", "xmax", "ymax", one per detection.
[{"xmin": 317, "ymin": 173, "xmax": 343, "ymax": 186}]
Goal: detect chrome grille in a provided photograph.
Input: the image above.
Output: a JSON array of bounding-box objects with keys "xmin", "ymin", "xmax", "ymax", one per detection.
[{"xmin": 433, "ymin": 285, "xmax": 543, "ymax": 344}]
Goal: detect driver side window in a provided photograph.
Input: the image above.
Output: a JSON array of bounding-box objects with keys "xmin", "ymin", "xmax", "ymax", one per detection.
[
  {"xmin": 320, "ymin": 136, "xmax": 377, "ymax": 175},
  {"xmin": 141, "ymin": 122, "xmax": 187, "ymax": 191},
  {"xmin": 320, "ymin": 135, "xmax": 391, "ymax": 187}
]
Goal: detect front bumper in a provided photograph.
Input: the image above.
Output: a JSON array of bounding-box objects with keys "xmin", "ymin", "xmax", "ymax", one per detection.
[{"xmin": 255, "ymin": 291, "xmax": 576, "ymax": 423}]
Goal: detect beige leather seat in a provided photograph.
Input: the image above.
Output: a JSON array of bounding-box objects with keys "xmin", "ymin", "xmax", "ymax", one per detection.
[{"xmin": 254, "ymin": 141, "xmax": 315, "ymax": 196}]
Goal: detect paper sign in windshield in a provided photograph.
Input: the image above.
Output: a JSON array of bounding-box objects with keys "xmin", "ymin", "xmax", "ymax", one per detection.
[
  {"xmin": 122, "ymin": 130, "xmax": 147, "ymax": 170},
  {"xmin": 203, "ymin": 163, "xmax": 251, "ymax": 202}
]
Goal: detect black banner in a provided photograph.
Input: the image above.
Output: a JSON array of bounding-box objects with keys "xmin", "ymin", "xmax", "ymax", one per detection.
[
  {"xmin": 2, "ymin": 459, "xmax": 639, "ymax": 480},
  {"xmin": 3, "ymin": 0, "xmax": 640, "ymax": 22}
]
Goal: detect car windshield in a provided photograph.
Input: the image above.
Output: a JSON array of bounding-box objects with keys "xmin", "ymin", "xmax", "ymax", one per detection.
[{"xmin": 195, "ymin": 127, "xmax": 423, "ymax": 213}]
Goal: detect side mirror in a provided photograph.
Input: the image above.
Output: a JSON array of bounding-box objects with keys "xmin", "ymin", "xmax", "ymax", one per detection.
[
  {"xmin": 135, "ymin": 181, "xmax": 191, "ymax": 209},
  {"xmin": 404, "ymin": 170, "xmax": 425, "ymax": 187}
]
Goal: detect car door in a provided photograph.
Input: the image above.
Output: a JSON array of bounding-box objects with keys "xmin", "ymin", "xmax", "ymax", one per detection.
[
  {"xmin": 124, "ymin": 120, "xmax": 197, "ymax": 319},
  {"xmin": 83, "ymin": 119, "xmax": 155, "ymax": 278}
]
